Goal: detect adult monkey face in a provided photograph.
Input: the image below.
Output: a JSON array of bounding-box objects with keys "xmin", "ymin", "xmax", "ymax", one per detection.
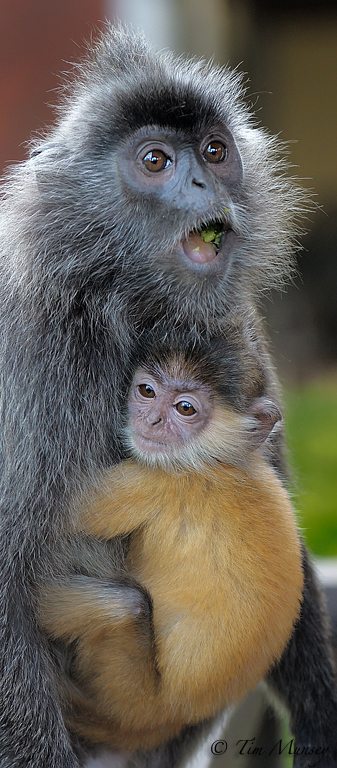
[
  {"xmin": 31, "ymin": 31, "xmax": 303, "ymax": 327},
  {"xmin": 118, "ymin": 124, "xmax": 243, "ymax": 274}
]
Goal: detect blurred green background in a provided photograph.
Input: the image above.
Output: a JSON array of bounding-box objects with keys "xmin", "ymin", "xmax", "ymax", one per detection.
[{"xmin": 286, "ymin": 374, "xmax": 337, "ymax": 555}]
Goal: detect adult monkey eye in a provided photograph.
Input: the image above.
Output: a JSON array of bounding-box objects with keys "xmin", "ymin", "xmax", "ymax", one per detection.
[
  {"xmin": 138, "ymin": 384, "xmax": 156, "ymax": 398},
  {"xmin": 142, "ymin": 149, "xmax": 171, "ymax": 172},
  {"xmin": 203, "ymin": 141, "xmax": 227, "ymax": 164},
  {"xmin": 175, "ymin": 401, "xmax": 196, "ymax": 416}
]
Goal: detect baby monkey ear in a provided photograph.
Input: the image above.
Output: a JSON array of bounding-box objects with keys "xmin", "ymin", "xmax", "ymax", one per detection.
[{"xmin": 248, "ymin": 397, "xmax": 282, "ymax": 446}]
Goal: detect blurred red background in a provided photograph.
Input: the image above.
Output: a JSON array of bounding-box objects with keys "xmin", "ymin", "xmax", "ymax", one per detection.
[{"xmin": 0, "ymin": 0, "xmax": 105, "ymax": 169}]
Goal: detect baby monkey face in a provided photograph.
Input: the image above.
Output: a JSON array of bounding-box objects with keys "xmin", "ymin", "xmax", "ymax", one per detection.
[{"xmin": 128, "ymin": 367, "xmax": 213, "ymax": 455}]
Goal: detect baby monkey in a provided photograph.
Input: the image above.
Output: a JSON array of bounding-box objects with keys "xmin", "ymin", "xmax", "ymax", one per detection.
[{"xmin": 39, "ymin": 350, "xmax": 303, "ymax": 753}]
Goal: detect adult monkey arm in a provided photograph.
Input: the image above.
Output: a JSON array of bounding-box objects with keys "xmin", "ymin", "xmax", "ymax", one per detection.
[
  {"xmin": 0, "ymin": 23, "xmax": 335, "ymax": 768},
  {"xmin": 268, "ymin": 547, "xmax": 337, "ymax": 766}
]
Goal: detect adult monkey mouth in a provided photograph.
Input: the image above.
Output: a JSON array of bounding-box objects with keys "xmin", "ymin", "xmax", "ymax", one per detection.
[{"xmin": 181, "ymin": 221, "xmax": 229, "ymax": 265}]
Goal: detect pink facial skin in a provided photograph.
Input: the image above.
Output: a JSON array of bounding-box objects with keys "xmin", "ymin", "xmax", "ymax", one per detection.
[
  {"xmin": 127, "ymin": 368, "xmax": 213, "ymax": 455},
  {"xmin": 128, "ymin": 365, "xmax": 282, "ymax": 461}
]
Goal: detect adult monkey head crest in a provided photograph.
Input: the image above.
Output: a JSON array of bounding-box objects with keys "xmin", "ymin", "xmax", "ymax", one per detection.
[{"xmin": 30, "ymin": 24, "xmax": 305, "ymax": 329}]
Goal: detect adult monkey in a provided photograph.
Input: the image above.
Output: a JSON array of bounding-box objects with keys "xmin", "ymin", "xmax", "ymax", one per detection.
[{"xmin": 0, "ymin": 24, "xmax": 335, "ymax": 768}]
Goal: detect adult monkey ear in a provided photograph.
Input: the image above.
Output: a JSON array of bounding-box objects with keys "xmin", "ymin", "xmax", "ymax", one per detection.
[{"xmin": 249, "ymin": 398, "xmax": 282, "ymax": 446}]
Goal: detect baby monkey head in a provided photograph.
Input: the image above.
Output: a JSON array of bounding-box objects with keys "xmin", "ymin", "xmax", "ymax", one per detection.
[
  {"xmin": 128, "ymin": 364, "xmax": 213, "ymax": 458},
  {"xmin": 126, "ymin": 355, "xmax": 281, "ymax": 473}
]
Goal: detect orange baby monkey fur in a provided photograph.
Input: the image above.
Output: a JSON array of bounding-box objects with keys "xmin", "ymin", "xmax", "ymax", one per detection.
[{"xmin": 41, "ymin": 451, "xmax": 303, "ymax": 751}]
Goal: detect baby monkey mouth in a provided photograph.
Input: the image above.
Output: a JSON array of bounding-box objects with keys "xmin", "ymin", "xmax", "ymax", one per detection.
[{"xmin": 182, "ymin": 221, "xmax": 228, "ymax": 265}]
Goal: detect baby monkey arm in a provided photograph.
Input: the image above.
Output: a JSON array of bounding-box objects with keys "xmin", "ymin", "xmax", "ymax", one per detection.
[{"xmin": 79, "ymin": 460, "xmax": 164, "ymax": 539}]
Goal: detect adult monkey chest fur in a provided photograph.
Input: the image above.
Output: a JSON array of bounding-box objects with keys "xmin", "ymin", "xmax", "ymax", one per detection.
[{"xmin": 0, "ymin": 23, "xmax": 336, "ymax": 768}]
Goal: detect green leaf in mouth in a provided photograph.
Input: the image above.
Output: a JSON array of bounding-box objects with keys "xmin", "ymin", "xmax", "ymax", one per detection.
[{"xmin": 200, "ymin": 223, "xmax": 223, "ymax": 247}]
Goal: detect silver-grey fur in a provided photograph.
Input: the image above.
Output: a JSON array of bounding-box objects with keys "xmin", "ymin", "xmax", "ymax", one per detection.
[{"xmin": 0, "ymin": 24, "xmax": 336, "ymax": 768}]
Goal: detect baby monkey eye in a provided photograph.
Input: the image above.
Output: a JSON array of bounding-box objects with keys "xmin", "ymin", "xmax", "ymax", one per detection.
[
  {"xmin": 175, "ymin": 401, "xmax": 196, "ymax": 416},
  {"xmin": 138, "ymin": 383, "xmax": 156, "ymax": 398},
  {"xmin": 142, "ymin": 149, "xmax": 171, "ymax": 172},
  {"xmin": 203, "ymin": 141, "xmax": 227, "ymax": 164}
]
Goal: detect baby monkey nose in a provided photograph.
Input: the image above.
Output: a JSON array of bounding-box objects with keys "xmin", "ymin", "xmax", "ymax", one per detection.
[{"xmin": 146, "ymin": 409, "xmax": 163, "ymax": 427}]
